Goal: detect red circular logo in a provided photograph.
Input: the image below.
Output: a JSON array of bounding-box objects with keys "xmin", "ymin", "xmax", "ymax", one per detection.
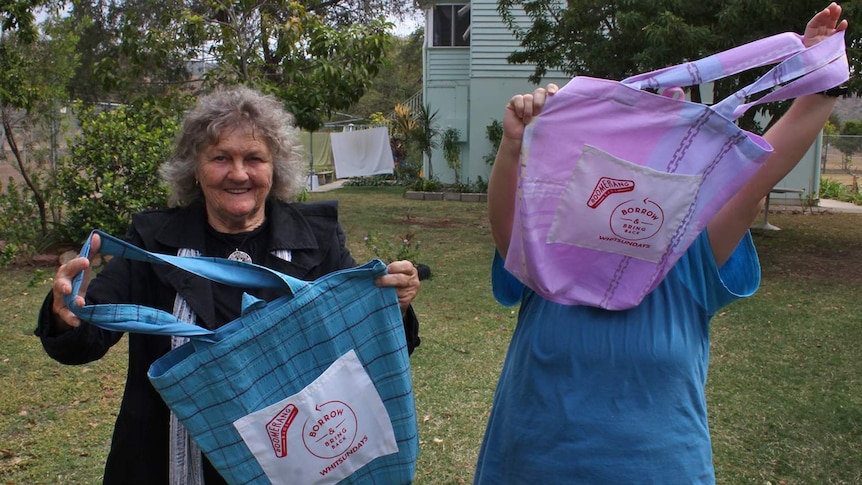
[
  {"xmin": 609, "ymin": 198, "xmax": 665, "ymax": 241},
  {"xmin": 302, "ymin": 401, "xmax": 359, "ymax": 459}
]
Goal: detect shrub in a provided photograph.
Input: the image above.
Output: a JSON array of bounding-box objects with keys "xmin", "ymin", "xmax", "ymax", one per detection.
[
  {"xmin": 0, "ymin": 178, "xmax": 43, "ymax": 264},
  {"xmin": 343, "ymin": 175, "xmax": 397, "ymax": 187},
  {"xmin": 0, "ymin": 242, "xmax": 19, "ymax": 267},
  {"xmin": 473, "ymin": 176, "xmax": 488, "ymax": 193},
  {"xmin": 363, "ymin": 231, "xmax": 421, "ymax": 264},
  {"xmin": 411, "ymin": 177, "xmax": 442, "ymax": 192},
  {"xmin": 483, "ymin": 119, "xmax": 503, "ymax": 165},
  {"xmin": 819, "ymin": 178, "xmax": 848, "ymax": 200},
  {"xmin": 394, "ymin": 156, "xmax": 422, "ymax": 183},
  {"xmin": 57, "ymin": 103, "xmax": 179, "ymax": 243}
]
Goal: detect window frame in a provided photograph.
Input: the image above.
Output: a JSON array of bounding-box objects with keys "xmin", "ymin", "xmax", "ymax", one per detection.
[{"xmin": 430, "ymin": 4, "xmax": 470, "ymax": 47}]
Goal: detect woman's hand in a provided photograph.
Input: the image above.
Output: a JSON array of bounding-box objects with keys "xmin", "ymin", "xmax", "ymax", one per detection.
[
  {"xmin": 51, "ymin": 233, "xmax": 101, "ymax": 330},
  {"xmin": 803, "ymin": 2, "xmax": 847, "ymax": 48},
  {"xmin": 375, "ymin": 260, "xmax": 420, "ymax": 316},
  {"xmin": 709, "ymin": 4, "xmax": 848, "ymax": 266},
  {"xmin": 488, "ymin": 83, "xmax": 559, "ymax": 258},
  {"xmin": 502, "ymin": 83, "xmax": 559, "ymax": 143}
]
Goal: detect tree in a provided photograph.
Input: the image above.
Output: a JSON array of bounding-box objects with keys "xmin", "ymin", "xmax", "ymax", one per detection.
[
  {"xmin": 412, "ymin": 104, "xmax": 440, "ymax": 180},
  {"xmin": 821, "ymin": 118, "xmax": 838, "ymax": 172},
  {"xmin": 64, "ymin": 0, "xmax": 413, "ymax": 130},
  {"xmin": 442, "ymin": 126, "xmax": 462, "ymax": 184},
  {"xmin": 0, "ymin": 0, "xmax": 46, "ymax": 42},
  {"xmin": 179, "ymin": 1, "xmax": 393, "ymax": 130},
  {"xmin": 349, "ymin": 27, "xmax": 424, "ymax": 118},
  {"xmin": 833, "ymin": 119, "xmax": 862, "ymax": 173},
  {"xmin": 497, "ymin": 0, "xmax": 861, "ymax": 133},
  {"xmin": 390, "ymin": 102, "xmax": 441, "ymax": 180},
  {"xmin": 65, "ymin": 0, "xmax": 195, "ymax": 104},
  {"xmin": 0, "ymin": 13, "xmax": 80, "ymax": 237}
]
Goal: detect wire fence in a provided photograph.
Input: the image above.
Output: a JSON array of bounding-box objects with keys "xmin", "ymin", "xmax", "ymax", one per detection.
[{"xmin": 821, "ymin": 134, "xmax": 862, "ymax": 173}]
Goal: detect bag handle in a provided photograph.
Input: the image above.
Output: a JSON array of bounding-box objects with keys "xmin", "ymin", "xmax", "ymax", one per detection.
[
  {"xmin": 712, "ymin": 32, "xmax": 848, "ymax": 118},
  {"xmin": 621, "ymin": 31, "xmax": 848, "ymax": 120},
  {"xmin": 63, "ymin": 230, "xmax": 386, "ymax": 341},
  {"xmin": 86, "ymin": 230, "xmax": 312, "ymax": 291},
  {"xmin": 622, "ymin": 32, "xmax": 807, "ymax": 90}
]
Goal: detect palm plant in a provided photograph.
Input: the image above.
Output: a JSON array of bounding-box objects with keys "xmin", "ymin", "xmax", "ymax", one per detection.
[
  {"xmin": 442, "ymin": 127, "xmax": 462, "ymax": 184},
  {"xmin": 392, "ymin": 103, "xmax": 441, "ymax": 180},
  {"xmin": 410, "ymin": 104, "xmax": 440, "ymax": 179}
]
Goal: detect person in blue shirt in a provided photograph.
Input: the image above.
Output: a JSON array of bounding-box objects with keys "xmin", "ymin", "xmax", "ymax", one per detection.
[{"xmin": 475, "ymin": 4, "xmax": 847, "ymax": 484}]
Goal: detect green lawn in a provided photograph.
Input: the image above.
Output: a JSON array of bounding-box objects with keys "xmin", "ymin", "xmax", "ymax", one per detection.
[{"xmin": 1, "ymin": 187, "xmax": 860, "ymax": 484}]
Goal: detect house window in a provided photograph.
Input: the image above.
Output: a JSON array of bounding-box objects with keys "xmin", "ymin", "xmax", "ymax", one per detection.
[{"xmin": 433, "ymin": 4, "xmax": 470, "ymax": 47}]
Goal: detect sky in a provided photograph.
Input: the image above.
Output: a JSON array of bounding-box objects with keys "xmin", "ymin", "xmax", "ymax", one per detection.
[{"xmin": 391, "ymin": 11, "xmax": 424, "ymax": 37}]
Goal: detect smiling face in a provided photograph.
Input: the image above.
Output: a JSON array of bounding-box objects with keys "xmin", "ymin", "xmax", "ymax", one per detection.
[{"xmin": 197, "ymin": 125, "xmax": 274, "ymax": 233}]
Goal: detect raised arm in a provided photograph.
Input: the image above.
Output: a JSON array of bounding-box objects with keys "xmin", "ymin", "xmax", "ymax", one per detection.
[
  {"xmin": 708, "ymin": 3, "xmax": 848, "ymax": 265},
  {"xmin": 488, "ymin": 84, "xmax": 558, "ymax": 258}
]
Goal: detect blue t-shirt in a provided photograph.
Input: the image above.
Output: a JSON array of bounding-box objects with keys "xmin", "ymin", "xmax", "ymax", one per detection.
[{"xmin": 474, "ymin": 231, "xmax": 760, "ymax": 485}]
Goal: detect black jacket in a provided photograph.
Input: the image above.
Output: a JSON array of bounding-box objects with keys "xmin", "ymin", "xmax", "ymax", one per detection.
[{"xmin": 35, "ymin": 199, "xmax": 419, "ymax": 484}]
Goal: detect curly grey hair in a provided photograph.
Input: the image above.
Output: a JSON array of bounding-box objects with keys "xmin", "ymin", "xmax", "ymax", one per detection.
[{"xmin": 160, "ymin": 86, "xmax": 305, "ymax": 206}]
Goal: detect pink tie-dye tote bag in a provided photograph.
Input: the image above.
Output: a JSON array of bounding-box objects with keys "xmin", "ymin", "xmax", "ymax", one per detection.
[{"xmin": 505, "ymin": 31, "xmax": 848, "ymax": 310}]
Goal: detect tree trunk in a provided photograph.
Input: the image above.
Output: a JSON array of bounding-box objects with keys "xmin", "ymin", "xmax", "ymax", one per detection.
[
  {"xmin": 2, "ymin": 112, "xmax": 49, "ymax": 236},
  {"xmin": 425, "ymin": 148, "xmax": 434, "ymax": 179}
]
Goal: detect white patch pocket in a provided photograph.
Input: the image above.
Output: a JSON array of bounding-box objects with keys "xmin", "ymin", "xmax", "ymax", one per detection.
[
  {"xmin": 233, "ymin": 350, "xmax": 397, "ymax": 485},
  {"xmin": 547, "ymin": 145, "xmax": 702, "ymax": 263}
]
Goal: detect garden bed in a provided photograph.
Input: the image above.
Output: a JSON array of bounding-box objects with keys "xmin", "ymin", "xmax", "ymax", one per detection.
[{"xmin": 404, "ymin": 190, "xmax": 487, "ymax": 202}]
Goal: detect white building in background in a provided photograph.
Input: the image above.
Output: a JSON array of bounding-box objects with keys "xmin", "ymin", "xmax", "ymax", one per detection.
[
  {"xmin": 421, "ymin": 0, "xmax": 569, "ymax": 185},
  {"xmin": 420, "ymin": 2, "xmax": 823, "ymax": 203}
]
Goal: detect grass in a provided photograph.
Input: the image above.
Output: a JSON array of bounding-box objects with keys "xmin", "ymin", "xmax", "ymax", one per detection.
[
  {"xmin": 0, "ymin": 270, "xmax": 127, "ymax": 484},
  {"xmin": 1, "ymin": 187, "xmax": 860, "ymax": 484}
]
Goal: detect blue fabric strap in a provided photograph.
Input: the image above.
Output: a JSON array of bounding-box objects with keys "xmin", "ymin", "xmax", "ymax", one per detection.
[{"xmin": 62, "ymin": 230, "xmax": 373, "ymax": 342}]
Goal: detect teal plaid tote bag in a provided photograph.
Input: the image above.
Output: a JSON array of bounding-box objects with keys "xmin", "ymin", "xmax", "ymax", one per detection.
[{"xmin": 65, "ymin": 230, "xmax": 418, "ymax": 484}]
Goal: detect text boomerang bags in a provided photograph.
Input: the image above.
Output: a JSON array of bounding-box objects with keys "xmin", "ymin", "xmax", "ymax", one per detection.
[
  {"xmin": 506, "ymin": 31, "xmax": 848, "ymax": 310},
  {"xmin": 65, "ymin": 230, "xmax": 418, "ymax": 485}
]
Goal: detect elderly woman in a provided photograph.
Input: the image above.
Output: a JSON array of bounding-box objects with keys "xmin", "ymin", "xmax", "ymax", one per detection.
[{"xmin": 35, "ymin": 86, "xmax": 421, "ymax": 484}]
